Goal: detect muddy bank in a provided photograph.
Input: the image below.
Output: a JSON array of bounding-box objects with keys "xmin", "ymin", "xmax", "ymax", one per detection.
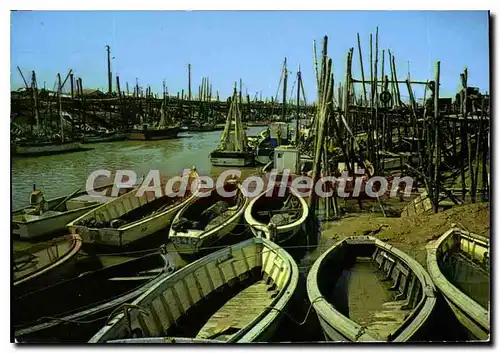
[{"xmin": 317, "ymin": 202, "xmax": 490, "ymax": 268}]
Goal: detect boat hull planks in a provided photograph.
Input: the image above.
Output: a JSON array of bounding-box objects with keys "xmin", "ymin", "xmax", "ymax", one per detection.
[
  {"xmin": 13, "ymin": 234, "xmax": 83, "ymax": 297},
  {"xmin": 426, "ymin": 228, "xmax": 490, "ymax": 341},
  {"xmin": 12, "ymin": 184, "xmax": 132, "ymax": 239},
  {"xmin": 14, "ymin": 253, "xmax": 173, "ymax": 343},
  {"xmin": 89, "ymin": 237, "xmax": 299, "ymax": 343},
  {"xmin": 68, "ymin": 176, "xmax": 198, "ymax": 248},
  {"xmin": 307, "ymin": 236, "xmax": 437, "ymax": 342},
  {"xmin": 169, "ymin": 182, "xmax": 249, "ymax": 255}
]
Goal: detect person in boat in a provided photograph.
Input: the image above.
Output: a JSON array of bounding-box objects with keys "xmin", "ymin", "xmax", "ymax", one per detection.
[
  {"xmin": 28, "ymin": 185, "xmax": 48, "ymax": 215},
  {"xmin": 188, "ymin": 166, "xmax": 198, "ymax": 180}
]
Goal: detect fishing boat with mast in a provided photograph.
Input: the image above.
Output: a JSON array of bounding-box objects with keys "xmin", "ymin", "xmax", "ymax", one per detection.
[
  {"xmin": 12, "ymin": 71, "xmax": 86, "ymax": 157},
  {"xmin": 254, "ymin": 60, "xmax": 304, "ymax": 166},
  {"xmin": 209, "ymin": 87, "xmax": 254, "ymax": 167},
  {"xmin": 128, "ymin": 100, "xmax": 181, "ymax": 141}
]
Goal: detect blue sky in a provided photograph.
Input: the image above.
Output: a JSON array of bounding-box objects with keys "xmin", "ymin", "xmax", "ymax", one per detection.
[{"xmin": 11, "ymin": 11, "xmax": 489, "ymax": 101}]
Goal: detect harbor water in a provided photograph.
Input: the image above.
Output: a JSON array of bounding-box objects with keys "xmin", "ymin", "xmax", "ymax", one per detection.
[{"xmin": 12, "ymin": 127, "xmax": 265, "ymax": 210}]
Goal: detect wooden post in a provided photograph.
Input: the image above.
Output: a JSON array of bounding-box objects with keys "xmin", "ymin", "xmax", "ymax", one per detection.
[
  {"xmin": 188, "ymin": 64, "xmax": 192, "ymax": 101},
  {"xmin": 70, "ymin": 73, "xmax": 74, "ymax": 100},
  {"xmin": 116, "ymin": 75, "xmax": 123, "ymax": 125},
  {"xmin": 463, "ymin": 69, "xmax": 475, "ymax": 203},
  {"xmin": 369, "ymin": 33, "xmax": 374, "ymax": 109},
  {"xmin": 313, "ymin": 39, "xmax": 320, "ymax": 92},
  {"xmin": 309, "ymin": 57, "xmax": 333, "ymax": 222},
  {"xmin": 388, "ymin": 50, "xmax": 396, "ymax": 108},
  {"xmin": 472, "ymin": 99, "xmax": 484, "ymax": 202},
  {"xmin": 31, "ymin": 71, "xmax": 40, "ymax": 131},
  {"xmin": 106, "ymin": 45, "xmax": 112, "ymax": 95},
  {"xmin": 432, "ymin": 61, "xmax": 441, "ymax": 213},
  {"xmin": 406, "ymin": 79, "xmax": 422, "ymax": 168},
  {"xmin": 374, "ymin": 27, "xmax": 379, "ymax": 107},
  {"xmin": 392, "ymin": 55, "xmax": 402, "ymax": 107},
  {"xmin": 356, "ymin": 33, "xmax": 368, "ymax": 105},
  {"xmin": 296, "ymin": 69, "xmax": 301, "ymax": 146},
  {"xmin": 282, "ymin": 58, "xmax": 288, "ymax": 122},
  {"xmin": 381, "ymin": 50, "xmax": 385, "ymax": 92},
  {"xmin": 482, "ymin": 97, "xmax": 489, "ymax": 201},
  {"xmin": 78, "ymin": 77, "xmax": 84, "ymax": 127},
  {"xmin": 373, "ymin": 28, "xmax": 379, "ymax": 171},
  {"xmin": 57, "ymin": 73, "xmax": 64, "ymax": 142}
]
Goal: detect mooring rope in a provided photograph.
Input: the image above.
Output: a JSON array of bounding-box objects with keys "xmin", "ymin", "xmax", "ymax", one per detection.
[{"xmin": 265, "ymin": 296, "xmax": 324, "ymax": 326}]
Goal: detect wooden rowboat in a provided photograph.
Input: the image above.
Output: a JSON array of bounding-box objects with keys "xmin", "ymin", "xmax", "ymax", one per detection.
[
  {"xmin": 12, "ymin": 183, "xmax": 134, "ymax": 239},
  {"xmin": 244, "ymin": 184, "xmax": 308, "ymax": 244},
  {"xmin": 426, "ymin": 228, "xmax": 490, "ymax": 340},
  {"xmin": 169, "ymin": 181, "xmax": 249, "ymax": 254},
  {"xmin": 307, "ymin": 236, "xmax": 437, "ymax": 342},
  {"xmin": 14, "ymin": 251, "xmax": 180, "ymax": 343},
  {"xmin": 89, "ymin": 237, "xmax": 299, "ymax": 343},
  {"xmin": 13, "ymin": 234, "xmax": 82, "ymax": 297},
  {"xmin": 68, "ymin": 170, "xmax": 199, "ymax": 248}
]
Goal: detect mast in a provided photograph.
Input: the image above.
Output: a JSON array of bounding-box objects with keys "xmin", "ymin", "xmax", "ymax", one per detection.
[
  {"xmin": 282, "ymin": 57, "xmax": 287, "ymax": 121},
  {"xmin": 296, "ymin": 67, "xmax": 301, "ymax": 146},
  {"xmin": 106, "ymin": 45, "xmax": 112, "ymax": 95},
  {"xmin": 57, "ymin": 73, "xmax": 64, "ymax": 142},
  {"xmin": 188, "ymin": 64, "xmax": 192, "ymax": 101},
  {"xmin": 31, "ymin": 71, "xmax": 40, "ymax": 131}
]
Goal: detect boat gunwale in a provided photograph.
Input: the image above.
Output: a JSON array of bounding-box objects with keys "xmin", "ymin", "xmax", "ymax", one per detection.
[
  {"xmin": 426, "ymin": 227, "xmax": 490, "ymax": 334},
  {"xmin": 89, "ymin": 237, "xmax": 299, "ymax": 343},
  {"xmin": 15, "ymin": 255, "xmax": 167, "ymax": 337},
  {"xmin": 307, "ymin": 235, "xmax": 437, "ymax": 342},
  {"xmin": 244, "ymin": 184, "xmax": 309, "ymax": 237},
  {"xmin": 67, "ymin": 183, "xmax": 197, "ymax": 234},
  {"xmin": 12, "ymin": 183, "xmax": 122, "ymax": 226},
  {"xmin": 13, "ymin": 234, "xmax": 82, "ymax": 286},
  {"xmin": 105, "ymin": 337, "xmax": 224, "ymax": 343}
]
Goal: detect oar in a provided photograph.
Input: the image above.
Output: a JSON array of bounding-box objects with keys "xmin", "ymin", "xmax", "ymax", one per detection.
[{"xmin": 50, "ymin": 186, "xmax": 83, "ymax": 211}]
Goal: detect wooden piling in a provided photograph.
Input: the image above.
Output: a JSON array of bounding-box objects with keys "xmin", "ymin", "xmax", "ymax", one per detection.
[
  {"xmin": 356, "ymin": 33, "xmax": 368, "ymax": 105},
  {"xmin": 432, "ymin": 61, "xmax": 441, "ymax": 213},
  {"xmin": 106, "ymin": 45, "xmax": 112, "ymax": 95},
  {"xmin": 188, "ymin": 64, "xmax": 192, "ymax": 101}
]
